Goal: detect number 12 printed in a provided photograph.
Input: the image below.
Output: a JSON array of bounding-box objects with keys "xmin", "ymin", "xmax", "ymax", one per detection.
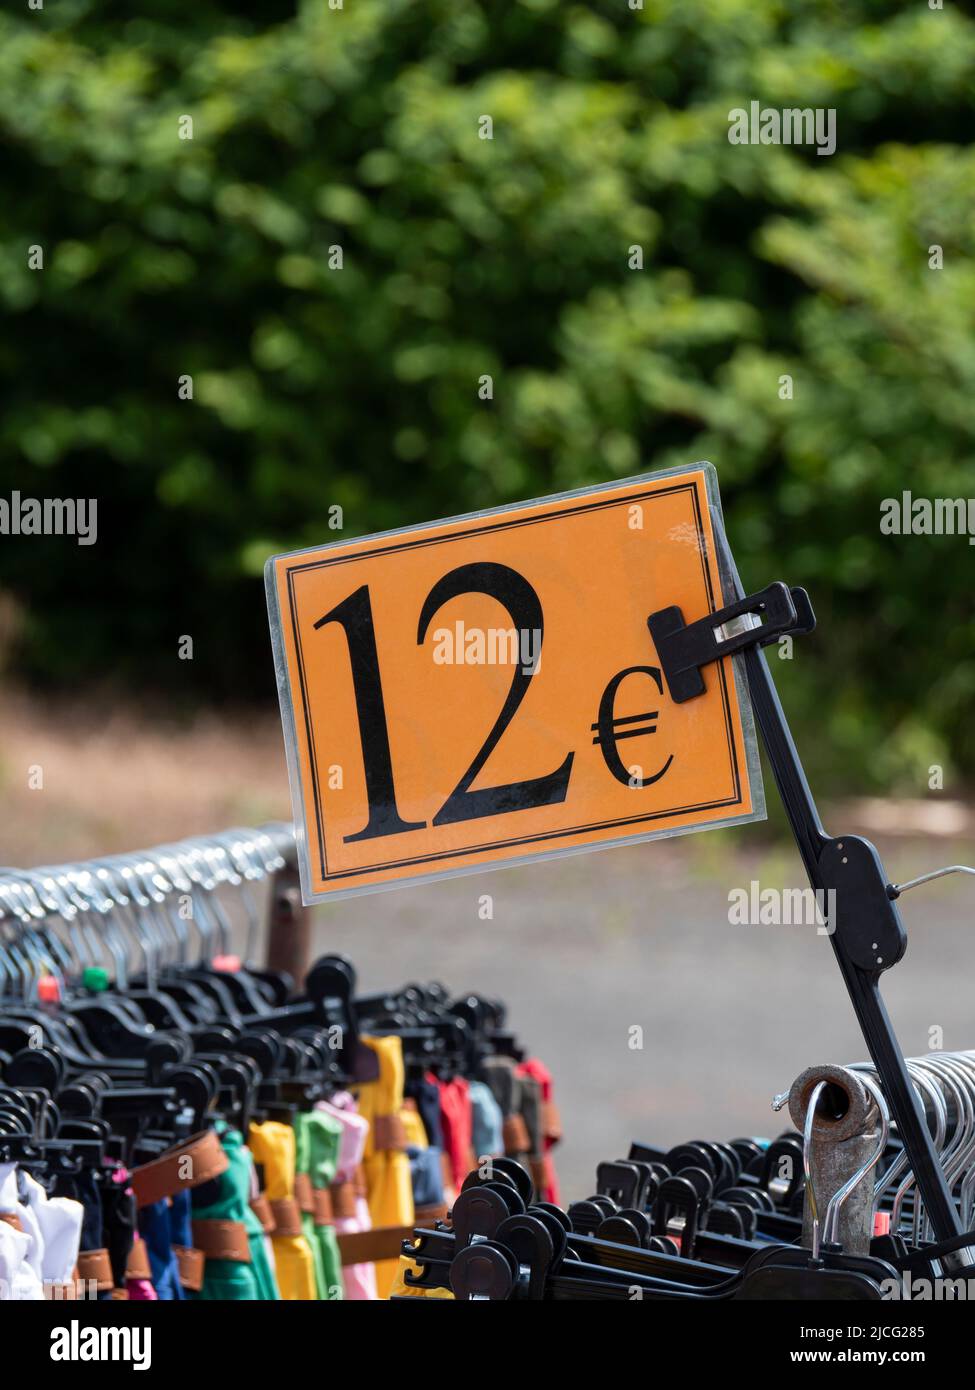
[{"xmin": 267, "ymin": 466, "xmax": 763, "ymax": 901}]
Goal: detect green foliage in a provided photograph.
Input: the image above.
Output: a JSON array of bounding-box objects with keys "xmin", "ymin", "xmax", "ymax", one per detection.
[{"xmin": 1, "ymin": 0, "xmax": 973, "ymax": 792}]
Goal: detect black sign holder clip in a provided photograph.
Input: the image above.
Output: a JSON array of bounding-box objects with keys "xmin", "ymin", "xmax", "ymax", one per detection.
[{"xmin": 649, "ymin": 581, "xmax": 975, "ymax": 1265}]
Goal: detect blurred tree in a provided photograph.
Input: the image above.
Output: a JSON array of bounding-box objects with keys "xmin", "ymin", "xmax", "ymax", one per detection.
[{"xmin": 0, "ymin": 0, "xmax": 973, "ymax": 791}]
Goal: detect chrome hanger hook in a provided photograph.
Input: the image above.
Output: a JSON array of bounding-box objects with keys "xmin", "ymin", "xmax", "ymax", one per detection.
[{"xmin": 822, "ymin": 1072, "xmax": 890, "ymax": 1248}]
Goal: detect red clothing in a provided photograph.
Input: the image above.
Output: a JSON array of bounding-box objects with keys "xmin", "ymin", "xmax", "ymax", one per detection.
[{"xmin": 431, "ymin": 1075, "xmax": 474, "ymax": 1190}]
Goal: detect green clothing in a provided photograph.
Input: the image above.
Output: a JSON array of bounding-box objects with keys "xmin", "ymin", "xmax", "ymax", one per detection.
[
  {"xmin": 191, "ymin": 1126, "xmax": 280, "ymax": 1301},
  {"xmin": 298, "ymin": 1110, "xmax": 344, "ymax": 1300},
  {"xmin": 295, "ymin": 1112, "xmax": 329, "ymax": 1299}
]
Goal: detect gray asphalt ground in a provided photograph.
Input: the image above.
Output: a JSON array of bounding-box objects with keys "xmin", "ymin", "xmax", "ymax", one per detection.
[{"xmin": 308, "ymin": 829, "xmax": 974, "ymax": 1201}]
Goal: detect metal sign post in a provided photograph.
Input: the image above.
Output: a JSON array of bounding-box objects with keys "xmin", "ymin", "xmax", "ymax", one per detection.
[
  {"xmin": 650, "ymin": 580, "xmax": 975, "ymax": 1264},
  {"xmin": 265, "ymin": 846, "xmax": 312, "ymax": 990}
]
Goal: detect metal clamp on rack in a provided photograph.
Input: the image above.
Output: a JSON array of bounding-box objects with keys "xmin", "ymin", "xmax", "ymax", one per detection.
[{"xmin": 648, "ymin": 581, "xmax": 816, "ymax": 704}]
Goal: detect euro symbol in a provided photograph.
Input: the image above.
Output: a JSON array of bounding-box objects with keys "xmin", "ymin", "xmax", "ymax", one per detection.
[{"xmin": 592, "ymin": 665, "xmax": 674, "ymax": 788}]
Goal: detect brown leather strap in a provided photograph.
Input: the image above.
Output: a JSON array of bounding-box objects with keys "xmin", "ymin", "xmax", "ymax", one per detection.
[
  {"xmin": 542, "ymin": 1100, "xmax": 562, "ymax": 1144},
  {"xmin": 124, "ymin": 1236, "xmax": 152, "ymax": 1282},
  {"xmin": 191, "ymin": 1219, "xmax": 251, "ymax": 1263},
  {"xmin": 373, "ymin": 1113, "xmax": 408, "ymax": 1151},
  {"xmin": 77, "ymin": 1248, "xmax": 114, "ymax": 1291},
  {"xmin": 502, "ymin": 1113, "xmax": 531, "ymax": 1155},
  {"xmin": 131, "ymin": 1129, "xmax": 229, "ymax": 1209},
  {"xmin": 0, "ymin": 1210, "xmax": 24, "ymax": 1232},
  {"xmin": 269, "ymin": 1196, "xmax": 302, "ymax": 1238},
  {"xmin": 294, "ymin": 1171, "xmax": 314, "ymax": 1214},
  {"xmin": 250, "ymin": 1193, "xmax": 275, "ymax": 1234},
  {"xmin": 172, "ymin": 1245, "xmax": 205, "ymax": 1291},
  {"xmin": 337, "ymin": 1224, "xmax": 415, "ymax": 1266},
  {"xmin": 313, "ymin": 1187, "xmax": 334, "ymax": 1226},
  {"xmin": 330, "ymin": 1180, "xmax": 357, "ymax": 1220}
]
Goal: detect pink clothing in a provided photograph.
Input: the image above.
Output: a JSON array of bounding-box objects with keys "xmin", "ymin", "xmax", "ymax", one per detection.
[
  {"xmin": 127, "ymin": 1278, "xmax": 158, "ymax": 1300},
  {"xmin": 317, "ymin": 1092, "xmax": 378, "ymax": 1300}
]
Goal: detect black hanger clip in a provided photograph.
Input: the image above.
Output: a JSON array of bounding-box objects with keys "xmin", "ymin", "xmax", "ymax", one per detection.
[{"xmin": 647, "ymin": 581, "xmax": 815, "ymax": 704}]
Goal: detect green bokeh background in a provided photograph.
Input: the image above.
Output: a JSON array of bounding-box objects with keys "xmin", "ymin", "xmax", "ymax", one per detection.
[{"xmin": 1, "ymin": 0, "xmax": 972, "ymax": 794}]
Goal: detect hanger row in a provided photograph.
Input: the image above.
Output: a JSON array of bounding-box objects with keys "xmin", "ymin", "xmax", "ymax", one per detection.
[
  {"xmin": 0, "ymin": 822, "xmax": 297, "ymax": 1000},
  {"xmin": 844, "ymin": 1051, "xmax": 975, "ymax": 1244},
  {"xmin": 400, "ymin": 1051, "xmax": 975, "ymax": 1300}
]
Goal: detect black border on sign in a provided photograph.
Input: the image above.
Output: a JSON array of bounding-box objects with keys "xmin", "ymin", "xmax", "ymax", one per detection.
[{"xmin": 284, "ymin": 479, "xmax": 744, "ymax": 884}]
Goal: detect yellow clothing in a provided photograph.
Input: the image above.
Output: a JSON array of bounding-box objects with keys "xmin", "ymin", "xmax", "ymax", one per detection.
[
  {"xmin": 356, "ymin": 1035, "xmax": 414, "ymax": 1298},
  {"xmin": 401, "ymin": 1104, "xmax": 428, "ymax": 1149},
  {"xmin": 247, "ymin": 1120, "xmax": 318, "ymax": 1300}
]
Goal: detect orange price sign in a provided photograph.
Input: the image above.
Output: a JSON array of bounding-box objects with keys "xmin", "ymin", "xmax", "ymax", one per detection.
[{"xmin": 266, "ymin": 464, "xmax": 764, "ymax": 901}]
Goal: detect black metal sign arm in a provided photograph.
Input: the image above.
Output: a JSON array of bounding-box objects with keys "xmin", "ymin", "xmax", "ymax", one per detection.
[{"xmin": 649, "ymin": 584, "xmax": 973, "ymax": 1259}]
